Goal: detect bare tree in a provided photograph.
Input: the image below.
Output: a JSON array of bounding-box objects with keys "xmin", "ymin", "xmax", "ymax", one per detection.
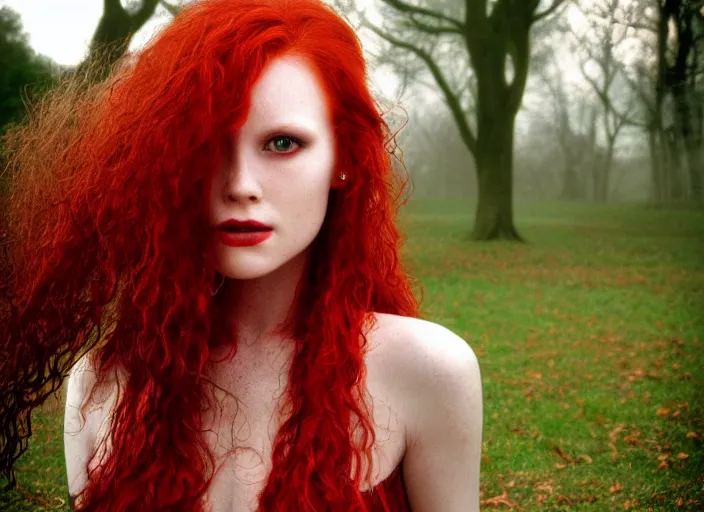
[
  {"xmin": 615, "ymin": 0, "xmax": 704, "ymax": 202},
  {"xmin": 332, "ymin": 0, "xmax": 568, "ymax": 240},
  {"xmin": 536, "ymin": 42, "xmax": 600, "ymax": 201},
  {"xmin": 660, "ymin": 0, "xmax": 704, "ymax": 201},
  {"xmin": 572, "ymin": 0, "xmax": 641, "ymax": 203}
]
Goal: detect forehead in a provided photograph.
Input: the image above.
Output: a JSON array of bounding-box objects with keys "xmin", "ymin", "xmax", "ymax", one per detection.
[{"xmin": 245, "ymin": 54, "xmax": 330, "ymax": 126}]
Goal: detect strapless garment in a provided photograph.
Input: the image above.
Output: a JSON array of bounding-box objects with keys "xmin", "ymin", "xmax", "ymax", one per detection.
[{"xmin": 361, "ymin": 463, "xmax": 411, "ymax": 511}]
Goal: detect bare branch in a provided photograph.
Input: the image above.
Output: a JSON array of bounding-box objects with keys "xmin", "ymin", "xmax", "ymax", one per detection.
[
  {"xmin": 361, "ymin": 12, "xmax": 477, "ymax": 155},
  {"xmin": 130, "ymin": 0, "xmax": 161, "ymax": 30},
  {"xmin": 104, "ymin": 0, "xmax": 123, "ymax": 13},
  {"xmin": 400, "ymin": 14, "xmax": 464, "ymax": 35},
  {"xmin": 380, "ymin": 0, "xmax": 465, "ymax": 31},
  {"xmin": 160, "ymin": 0, "xmax": 181, "ymax": 16},
  {"xmin": 618, "ymin": 20, "xmax": 658, "ymax": 33},
  {"xmin": 579, "ymin": 59, "xmax": 644, "ymax": 128},
  {"xmin": 533, "ymin": 0, "xmax": 568, "ymax": 22}
]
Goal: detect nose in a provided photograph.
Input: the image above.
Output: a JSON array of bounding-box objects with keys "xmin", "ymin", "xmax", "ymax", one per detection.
[{"xmin": 222, "ymin": 150, "xmax": 263, "ymax": 204}]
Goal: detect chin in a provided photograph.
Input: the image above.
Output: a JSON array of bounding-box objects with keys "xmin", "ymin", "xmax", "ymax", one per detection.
[
  {"xmin": 213, "ymin": 241, "xmax": 312, "ymax": 282},
  {"xmin": 217, "ymin": 262, "xmax": 278, "ymax": 281}
]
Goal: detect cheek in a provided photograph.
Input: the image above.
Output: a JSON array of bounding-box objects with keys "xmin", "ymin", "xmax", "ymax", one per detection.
[{"xmin": 298, "ymin": 177, "xmax": 332, "ymax": 216}]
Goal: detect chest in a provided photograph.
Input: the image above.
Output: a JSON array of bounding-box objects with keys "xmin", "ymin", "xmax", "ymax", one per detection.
[
  {"xmin": 87, "ymin": 336, "xmax": 407, "ymax": 512},
  {"xmin": 200, "ymin": 342, "xmax": 406, "ymax": 512}
]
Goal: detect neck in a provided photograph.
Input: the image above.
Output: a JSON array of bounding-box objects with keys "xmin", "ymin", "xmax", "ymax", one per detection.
[{"xmin": 215, "ymin": 248, "xmax": 311, "ymax": 352}]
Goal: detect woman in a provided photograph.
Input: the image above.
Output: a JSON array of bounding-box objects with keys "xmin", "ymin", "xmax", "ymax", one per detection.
[{"xmin": 0, "ymin": 0, "xmax": 482, "ymax": 510}]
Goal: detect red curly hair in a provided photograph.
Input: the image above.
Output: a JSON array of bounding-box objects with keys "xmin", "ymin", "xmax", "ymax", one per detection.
[{"xmin": 0, "ymin": 0, "xmax": 420, "ymax": 510}]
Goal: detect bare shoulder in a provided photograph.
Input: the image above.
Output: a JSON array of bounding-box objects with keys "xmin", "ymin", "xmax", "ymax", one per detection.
[
  {"xmin": 63, "ymin": 352, "xmax": 117, "ymax": 501},
  {"xmin": 366, "ymin": 312, "xmax": 481, "ymax": 433},
  {"xmin": 368, "ymin": 312, "xmax": 483, "ymax": 511},
  {"xmin": 367, "ymin": 312, "xmax": 479, "ymax": 378}
]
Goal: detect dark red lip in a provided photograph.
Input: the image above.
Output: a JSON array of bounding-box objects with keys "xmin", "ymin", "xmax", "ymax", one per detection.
[{"xmin": 216, "ymin": 219, "xmax": 272, "ymax": 230}]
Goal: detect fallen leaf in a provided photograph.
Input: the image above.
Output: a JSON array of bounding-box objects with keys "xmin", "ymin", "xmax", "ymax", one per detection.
[
  {"xmin": 685, "ymin": 432, "xmax": 701, "ymax": 440},
  {"xmin": 624, "ymin": 431, "xmax": 641, "ymax": 445},
  {"xmin": 577, "ymin": 454, "xmax": 593, "ymax": 464},
  {"xmin": 658, "ymin": 454, "xmax": 670, "ymax": 461},
  {"xmin": 480, "ymin": 489, "xmax": 518, "ymax": 509},
  {"xmin": 676, "ymin": 497, "xmax": 684, "ymax": 507},
  {"xmin": 657, "ymin": 460, "xmax": 669, "ymax": 470},
  {"xmin": 554, "ymin": 462, "xmax": 567, "ymax": 469},
  {"xmin": 656, "ymin": 407, "xmax": 671, "ymax": 417},
  {"xmin": 609, "ymin": 482, "xmax": 624, "ymax": 493},
  {"xmin": 608, "ymin": 424, "xmax": 626, "ymax": 461},
  {"xmin": 552, "ymin": 445, "xmax": 573, "ymax": 463},
  {"xmin": 535, "ymin": 480, "xmax": 554, "ymax": 494},
  {"xmin": 537, "ymin": 494, "xmax": 547, "ymax": 504},
  {"xmin": 677, "ymin": 452, "xmax": 689, "ymax": 460},
  {"xmin": 557, "ymin": 496, "xmax": 573, "ymax": 505}
]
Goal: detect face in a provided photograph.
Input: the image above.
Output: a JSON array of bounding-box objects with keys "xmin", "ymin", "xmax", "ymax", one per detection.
[{"xmin": 209, "ymin": 54, "xmax": 337, "ymax": 280}]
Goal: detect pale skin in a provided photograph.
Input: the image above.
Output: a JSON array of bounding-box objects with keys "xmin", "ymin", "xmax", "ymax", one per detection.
[{"xmin": 63, "ymin": 54, "xmax": 483, "ymax": 511}]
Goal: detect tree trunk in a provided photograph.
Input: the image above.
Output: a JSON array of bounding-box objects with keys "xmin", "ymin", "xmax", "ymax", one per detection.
[
  {"xmin": 467, "ymin": 21, "xmax": 529, "ymax": 242},
  {"xmin": 648, "ymin": 127, "xmax": 666, "ymax": 203},
  {"xmin": 598, "ymin": 142, "xmax": 615, "ymax": 203},
  {"xmin": 664, "ymin": 126, "xmax": 686, "ymax": 200},
  {"xmin": 684, "ymin": 142, "xmax": 703, "ymax": 201},
  {"xmin": 472, "ymin": 103, "xmax": 521, "ymax": 240},
  {"xmin": 560, "ymin": 164, "xmax": 584, "ymax": 200}
]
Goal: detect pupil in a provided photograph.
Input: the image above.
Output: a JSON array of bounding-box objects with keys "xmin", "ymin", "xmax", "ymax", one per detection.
[{"xmin": 275, "ymin": 138, "xmax": 291, "ymax": 151}]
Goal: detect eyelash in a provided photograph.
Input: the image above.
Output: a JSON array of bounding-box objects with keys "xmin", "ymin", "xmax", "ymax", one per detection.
[{"xmin": 263, "ymin": 135, "xmax": 305, "ymax": 155}]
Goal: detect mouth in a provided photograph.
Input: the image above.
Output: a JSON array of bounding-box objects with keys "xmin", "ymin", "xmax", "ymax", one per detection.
[
  {"xmin": 216, "ymin": 219, "xmax": 273, "ymax": 232},
  {"xmin": 218, "ymin": 226, "xmax": 272, "ymax": 233},
  {"xmin": 216, "ymin": 226, "xmax": 273, "ymax": 247}
]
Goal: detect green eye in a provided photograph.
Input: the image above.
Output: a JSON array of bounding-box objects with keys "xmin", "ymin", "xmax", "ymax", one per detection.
[
  {"xmin": 266, "ymin": 136, "xmax": 302, "ymax": 154},
  {"xmin": 274, "ymin": 138, "xmax": 293, "ymax": 151}
]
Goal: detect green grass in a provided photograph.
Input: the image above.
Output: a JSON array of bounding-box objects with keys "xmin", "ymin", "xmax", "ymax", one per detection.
[{"xmin": 2, "ymin": 199, "xmax": 703, "ymax": 511}]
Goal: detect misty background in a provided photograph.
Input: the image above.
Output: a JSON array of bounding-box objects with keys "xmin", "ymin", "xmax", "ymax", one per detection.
[{"xmin": 2, "ymin": 0, "xmax": 702, "ymax": 237}]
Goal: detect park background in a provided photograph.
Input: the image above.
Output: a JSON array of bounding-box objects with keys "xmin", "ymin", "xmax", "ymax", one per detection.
[{"xmin": 0, "ymin": 0, "xmax": 703, "ymax": 510}]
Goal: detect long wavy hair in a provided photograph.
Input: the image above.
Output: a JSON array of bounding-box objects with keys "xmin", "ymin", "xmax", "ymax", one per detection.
[{"xmin": 0, "ymin": 0, "xmax": 420, "ymax": 510}]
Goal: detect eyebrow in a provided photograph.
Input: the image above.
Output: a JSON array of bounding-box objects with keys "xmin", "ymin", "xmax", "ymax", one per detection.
[{"xmin": 259, "ymin": 120, "xmax": 318, "ymax": 136}]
